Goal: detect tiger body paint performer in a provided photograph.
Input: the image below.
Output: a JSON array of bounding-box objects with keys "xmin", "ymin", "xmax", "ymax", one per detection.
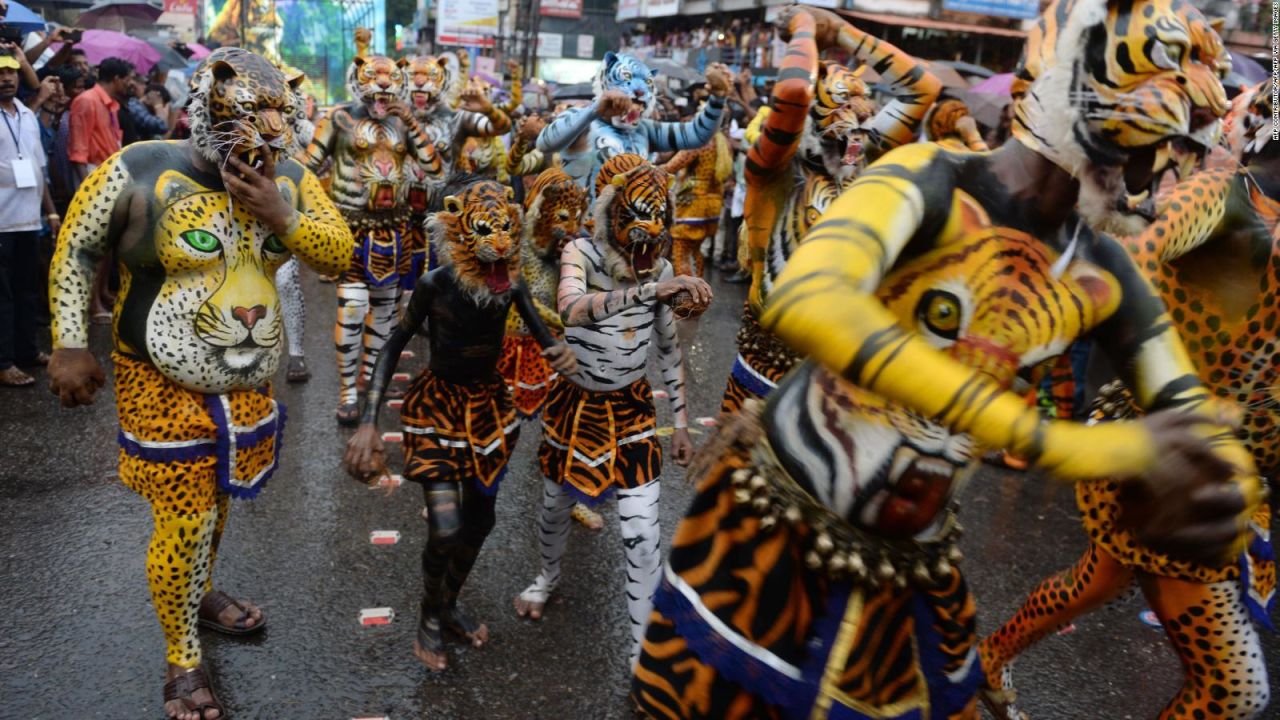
[
  {"xmin": 497, "ymin": 167, "xmax": 587, "ymax": 418},
  {"xmin": 46, "ymin": 48, "xmax": 352, "ymax": 719},
  {"xmin": 632, "ymin": 1, "xmax": 1266, "ymax": 718},
  {"xmin": 663, "ymin": 128, "xmax": 732, "ymax": 278},
  {"xmin": 403, "ymin": 52, "xmax": 512, "ymax": 275},
  {"xmin": 719, "ymin": 6, "xmax": 941, "ymax": 416},
  {"xmin": 981, "ymin": 80, "xmax": 1278, "ymax": 720},
  {"xmin": 301, "ymin": 49, "xmax": 442, "ymax": 424},
  {"xmin": 459, "ymin": 61, "xmax": 525, "ymax": 183},
  {"xmin": 343, "ymin": 178, "xmax": 575, "ymax": 672},
  {"xmin": 513, "ymin": 154, "xmax": 712, "ymax": 665},
  {"xmin": 924, "ymin": 98, "xmax": 989, "ymax": 152},
  {"xmin": 535, "ymin": 52, "xmax": 730, "ymax": 195}
]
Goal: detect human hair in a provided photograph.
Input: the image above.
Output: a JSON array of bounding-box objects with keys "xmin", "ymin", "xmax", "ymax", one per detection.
[
  {"xmin": 146, "ymin": 83, "xmax": 171, "ymax": 104},
  {"xmin": 96, "ymin": 57, "xmax": 134, "ymax": 83},
  {"xmin": 55, "ymin": 66, "xmax": 84, "ymax": 89}
]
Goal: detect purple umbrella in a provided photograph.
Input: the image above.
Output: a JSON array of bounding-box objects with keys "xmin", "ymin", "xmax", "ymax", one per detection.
[
  {"xmin": 77, "ymin": 0, "xmax": 162, "ymax": 32},
  {"xmin": 67, "ymin": 29, "xmax": 161, "ymax": 73},
  {"xmin": 970, "ymin": 72, "xmax": 1014, "ymax": 96}
]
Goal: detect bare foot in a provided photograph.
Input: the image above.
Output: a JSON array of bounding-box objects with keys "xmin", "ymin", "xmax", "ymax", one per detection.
[
  {"xmin": 443, "ymin": 606, "xmax": 488, "ymax": 648},
  {"xmin": 413, "ymin": 638, "xmax": 448, "ymax": 671},
  {"xmin": 513, "ymin": 594, "xmax": 545, "ymax": 620},
  {"xmin": 163, "ymin": 664, "xmax": 222, "ymax": 720}
]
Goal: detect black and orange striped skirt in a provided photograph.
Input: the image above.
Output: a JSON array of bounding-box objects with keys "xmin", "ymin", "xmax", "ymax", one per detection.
[
  {"xmin": 401, "ymin": 370, "xmax": 518, "ymax": 494},
  {"xmin": 633, "ymin": 408, "xmax": 982, "ymax": 720},
  {"xmin": 538, "ymin": 376, "xmax": 661, "ymax": 504}
]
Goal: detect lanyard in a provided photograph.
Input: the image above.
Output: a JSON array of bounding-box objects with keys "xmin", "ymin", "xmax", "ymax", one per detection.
[{"xmin": 1, "ymin": 108, "xmax": 21, "ymax": 159}]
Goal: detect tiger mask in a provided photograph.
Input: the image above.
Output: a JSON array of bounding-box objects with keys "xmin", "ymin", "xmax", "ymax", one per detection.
[
  {"xmin": 594, "ymin": 52, "xmax": 657, "ymax": 130},
  {"xmin": 404, "ymin": 54, "xmax": 457, "ymax": 118},
  {"xmin": 1013, "ymin": 0, "xmax": 1230, "ymax": 236},
  {"xmin": 798, "ymin": 62, "xmax": 876, "ymax": 184},
  {"xmin": 591, "ymin": 154, "xmax": 673, "ymax": 282},
  {"xmin": 1225, "ymin": 78, "xmax": 1276, "ymax": 165},
  {"xmin": 348, "ymin": 55, "xmax": 406, "ymax": 120},
  {"xmin": 188, "ymin": 47, "xmax": 306, "ymax": 170},
  {"xmin": 429, "ymin": 179, "xmax": 523, "ymax": 304},
  {"xmin": 524, "ymin": 168, "xmax": 587, "ymax": 261}
]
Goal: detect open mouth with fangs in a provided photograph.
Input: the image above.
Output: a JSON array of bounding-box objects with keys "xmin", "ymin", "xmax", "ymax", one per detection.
[
  {"xmin": 368, "ymin": 91, "xmax": 397, "ymax": 117},
  {"xmin": 372, "ymin": 183, "xmax": 396, "ymax": 209},
  {"xmin": 861, "ymin": 444, "xmax": 962, "ymax": 538},
  {"xmin": 410, "ymin": 91, "xmax": 434, "ymax": 110},
  {"xmin": 482, "ymin": 260, "xmax": 511, "ymax": 294},
  {"xmin": 1119, "ymin": 137, "xmax": 1208, "ymax": 221},
  {"xmin": 628, "ymin": 242, "xmax": 663, "ymax": 279},
  {"xmin": 618, "ymin": 100, "xmax": 646, "ymax": 126},
  {"xmin": 237, "ymin": 144, "xmax": 272, "ymax": 173}
]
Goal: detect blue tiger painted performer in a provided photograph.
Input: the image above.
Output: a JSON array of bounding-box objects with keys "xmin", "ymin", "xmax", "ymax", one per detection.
[{"xmin": 535, "ymin": 52, "xmax": 730, "ymax": 195}]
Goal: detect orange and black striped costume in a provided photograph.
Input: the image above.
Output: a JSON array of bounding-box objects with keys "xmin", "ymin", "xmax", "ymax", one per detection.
[{"xmin": 721, "ymin": 7, "xmax": 940, "ymax": 415}]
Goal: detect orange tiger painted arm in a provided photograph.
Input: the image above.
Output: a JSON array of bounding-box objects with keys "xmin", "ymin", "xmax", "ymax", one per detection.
[
  {"xmin": 662, "ymin": 149, "xmax": 697, "ymax": 174},
  {"xmin": 744, "ymin": 9, "xmax": 816, "ymax": 188},
  {"xmin": 828, "ymin": 11, "xmax": 940, "ymax": 158},
  {"xmin": 762, "ymin": 143, "xmax": 1165, "ymax": 482}
]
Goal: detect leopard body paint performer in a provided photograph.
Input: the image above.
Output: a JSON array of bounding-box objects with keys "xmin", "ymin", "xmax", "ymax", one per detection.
[
  {"xmin": 46, "ymin": 47, "xmax": 352, "ymax": 718},
  {"xmin": 344, "ymin": 179, "xmax": 574, "ymax": 671},
  {"xmin": 631, "ymin": 0, "xmax": 1265, "ymax": 717},
  {"xmin": 981, "ymin": 80, "xmax": 1277, "ymax": 720},
  {"xmin": 719, "ymin": 6, "xmax": 941, "ymax": 416},
  {"xmin": 497, "ymin": 167, "xmax": 587, "ymax": 418},
  {"xmin": 403, "ymin": 51, "xmax": 512, "ymax": 275},
  {"xmin": 535, "ymin": 52, "xmax": 729, "ymax": 195},
  {"xmin": 663, "ymin": 127, "xmax": 732, "ymax": 278},
  {"xmin": 301, "ymin": 48, "xmax": 441, "ymax": 424},
  {"xmin": 514, "ymin": 154, "xmax": 709, "ymax": 665}
]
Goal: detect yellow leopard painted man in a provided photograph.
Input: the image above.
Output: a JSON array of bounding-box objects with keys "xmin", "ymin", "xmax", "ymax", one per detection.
[{"xmin": 47, "ymin": 48, "xmax": 352, "ymax": 720}]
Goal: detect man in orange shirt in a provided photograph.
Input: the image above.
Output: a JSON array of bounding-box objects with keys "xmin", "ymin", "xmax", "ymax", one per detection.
[{"xmin": 67, "ymin": 57, "xmax": 132, "ymax": 187}]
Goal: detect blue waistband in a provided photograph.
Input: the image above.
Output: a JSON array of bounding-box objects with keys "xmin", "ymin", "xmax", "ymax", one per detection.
[{"xmin": 730, "ymin": 354, "xmax": 778, "ymax": 399}]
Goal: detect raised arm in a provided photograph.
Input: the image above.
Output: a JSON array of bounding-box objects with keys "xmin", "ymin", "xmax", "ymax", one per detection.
[
  {"xmin": 299, "ymin": 106, "xmax": 339, "ymax": 172},
  {"xmin": 498, "ymin": 60, "xmax": 523, "ymax": 116},
  {"xmin": 557, "ymin": 238, "xmax": 658, "ymax": 326},
  {"xmin": 820, "ymin": 7, "xmax": 940, "ymax": 159},
  {"xmin": 1128, "ymin": 168, "xmax": 1237, "ymax": 264},
  {"xmin": 662, "ymin": 148, "xmax": 697, "ymax": 174},
  {"xmin": 746, "ymin": 8, "xmax": 817, "ymax": 185},
  {"xmin": 537, "ymin": 105, "xmax": 596, "ymax": 155},
  {"xmin": 455, "ymin": 85, "xmax": 513, "ymax": 139},
  {"xmin": 762, "ymin": 143, "xmax": 1158, "ymax": 482},
  {"xmin": 279, "ymin": 167, "xmax": 355, "ymax": 276},
  {"xmin": 643, "ymin": 93, "xmax": 725, "ymax": 153},
  {"xmin": 507, "ymin": 115, "xmax": 546, "ymax": 177}
]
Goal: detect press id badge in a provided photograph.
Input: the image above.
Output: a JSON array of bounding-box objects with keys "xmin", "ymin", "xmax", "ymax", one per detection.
[{"xmin": 11, "ymin": 156, "xmax": 36, "ymax": 188}]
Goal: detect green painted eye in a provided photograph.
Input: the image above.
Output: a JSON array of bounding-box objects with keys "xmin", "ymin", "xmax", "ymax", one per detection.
[
  {"xmin": 263, "ymin": 234, "xmax": 286, "ymax": 254},
  {"xmin": 181, "ymin": 229, "xmax": 221, "ymax": 253}
]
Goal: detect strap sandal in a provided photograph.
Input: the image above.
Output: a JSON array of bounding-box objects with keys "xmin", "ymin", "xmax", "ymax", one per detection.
[
  {"xmin": 163, "ymin": 666, "xmax": 225, "ymax": 720},
  {"xmin": 198, "ymin": 590, "xmax": 266, "ymax": 636}
]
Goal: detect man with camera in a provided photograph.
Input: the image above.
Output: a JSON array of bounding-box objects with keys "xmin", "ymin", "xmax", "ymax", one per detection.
[{"xmin": 0, "ymin": 52, "xmax": 58, "ymax": 386}]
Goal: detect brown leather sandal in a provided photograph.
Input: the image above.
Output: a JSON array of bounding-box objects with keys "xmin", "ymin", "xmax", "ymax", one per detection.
[
  {"xmin": 163, "ymin": 666, "xmax": 225, "ymax": 720},
  {"xmin": 198, "ymin": 591, "xmax": 265, "ymax": 636}
]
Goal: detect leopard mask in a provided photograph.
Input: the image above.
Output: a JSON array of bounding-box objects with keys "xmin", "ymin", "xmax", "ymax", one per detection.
[{"xmin": 188, "ymin": 47, "xmax": 306, "ymax": 169}]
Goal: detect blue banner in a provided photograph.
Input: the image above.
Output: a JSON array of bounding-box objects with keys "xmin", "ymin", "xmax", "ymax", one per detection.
[{"xmin": 942, "ymin": 0, "xmax": 1038, "ymax": 20}]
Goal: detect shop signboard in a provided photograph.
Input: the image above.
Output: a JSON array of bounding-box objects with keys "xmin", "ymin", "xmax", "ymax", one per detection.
[
  {"xmin": 942, "ymin": 0, "xmax": 1038, "ymax": 19},
  {"xmin": 577, "ymin": 34, "xmax": 594, "ymax": 58},
  {"xmin": 541, "ymin": 0, "xmax": 582, "ymax": 18},
  {"xmin": 617, "ymin": 0, "xmax": 642, "ymax": 21},
  {"xmin": 436, "ymin": 0, "xmax": 499, "ymax": 47},
  {"xmin": 537, "ymin": 31, "xmax": 564, "ymax": 57},
  {"xmin": 643, "ymin": 0, "xmax": 680, "ymax": 17}
]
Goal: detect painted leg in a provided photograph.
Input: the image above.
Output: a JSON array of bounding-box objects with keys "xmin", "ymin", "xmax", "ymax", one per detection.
[
  {"xmin": 276, "ymin": 258, "xmax": 310, "ymax": 383},
  {"xmin": 197, "ymin": 494, "xmax": 263, "ymax": 634},
  {"xmin": 617, "ymin": 480, "xmax": 662, "ymax": 667},
  {"xmin": 1141, "ymin": 576, "xmax": 1270, "ymax": 720},
  {"xmin": 360, "ymin": 284, "xmax": 400, "ymax": 387},
  {"xmin": 417, "ymin": 479, "xmax": 462, "ymax": 671},
  {"xmin": 147, "ymin": 504, "xmax": 219, "ymax": 669},
  {"xmin": 440, "ymin": 479, "xmax": 498, "ymax": 648},
  {"xmin": 978, "ymin": 544, "xmax": 1135, "ymax": 719},
  {"xmin": 334, "ymin": 282, "xmax": 369, "ymax": 421},
  {"xmin": 515, "ymin": 477, "xmax": 574, "ymax": 620}
]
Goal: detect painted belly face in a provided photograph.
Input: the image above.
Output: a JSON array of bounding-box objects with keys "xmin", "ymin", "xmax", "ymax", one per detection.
[{"xmin": 143, "ymin": 170, "xmax": 293, "ymax": 392}]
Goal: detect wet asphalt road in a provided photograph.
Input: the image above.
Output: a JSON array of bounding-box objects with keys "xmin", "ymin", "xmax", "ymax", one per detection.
[{"xmin": 2, "ymin": 268, "xmax": 1277, "ymax": 720}]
